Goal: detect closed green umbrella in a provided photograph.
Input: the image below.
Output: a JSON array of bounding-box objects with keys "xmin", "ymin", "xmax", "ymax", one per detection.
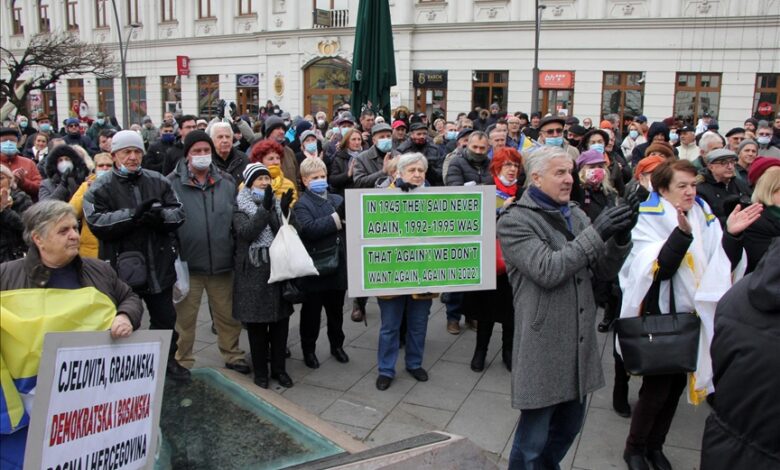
[{"xmin": 350, "ymin": 0, "xmax": 397, "ymax": 119}]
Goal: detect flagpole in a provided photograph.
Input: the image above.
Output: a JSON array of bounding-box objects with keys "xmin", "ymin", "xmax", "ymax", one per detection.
[{"xmin": 530, "ymin": 0, "xmax": 546, "ymax": 116}]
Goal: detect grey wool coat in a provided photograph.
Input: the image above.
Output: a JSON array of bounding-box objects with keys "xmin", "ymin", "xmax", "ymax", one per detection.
[
  {"xmin": 231, "ymin": 197, "xmax": 293, "ymax": 324},
  {"xmin": 497, "ymin": 190, "xmax": 631, "ymax": 410}
]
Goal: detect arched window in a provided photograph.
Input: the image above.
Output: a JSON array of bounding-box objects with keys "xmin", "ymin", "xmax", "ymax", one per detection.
[{"xmin": 303, "ymin": 57, "xmax": 351, "ymax": 119}]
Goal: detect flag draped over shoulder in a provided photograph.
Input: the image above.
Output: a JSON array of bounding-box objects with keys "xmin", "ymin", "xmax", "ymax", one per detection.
[
  {"xmin": 350, "ymin": 0, "xmax": 397, "ymax": 119},
  {"xmin": 1, "ymin": 287, "xmax": 115, "ymax": 436}
]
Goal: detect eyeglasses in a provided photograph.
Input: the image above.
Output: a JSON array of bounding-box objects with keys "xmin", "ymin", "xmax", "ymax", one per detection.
[
  {"xmin": 542, "ymin": 127, "xmax": 564, "ymax": 136},
  {"xmin": 712, "ymin": 159, "xmax": 737, "ymax": 167},
  {"xmin": 502, "ymin": 162, "xmax": 521, "ymax": 168}
]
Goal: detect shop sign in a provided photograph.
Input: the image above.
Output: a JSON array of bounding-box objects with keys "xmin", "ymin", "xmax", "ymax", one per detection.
[
  {"xmin": 413, "ymin": 70, "xmax": 448, "ymax": 89},
  {"xmin": 757, "ymin": 101, "xmax": 773, "ymax": 116},
  {"xmin": 236, "ymin": 74, "xmax": 259, "ymax": 87},
  {"xmin": 176, "ymin": 56, "xmax": 190, "ymax": 76},
  {"xmin": 539, "ymin": 70, "xmax": 574, "ymax": 89}
]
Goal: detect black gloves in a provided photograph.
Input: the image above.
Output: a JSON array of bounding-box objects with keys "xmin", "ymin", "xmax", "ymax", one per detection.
[
  {"xmin": 262, "ymin": 187, "xmax": 274, "ymax": 211},
  {"xmin": 397, "ymin": 180, "xmax": 417, "ymax": 192},
  {"xmin": 132, "ymin": 198, "xmax": 160, "ymax": 221},
  {"xmin": 280, "ymin": 189, "xmax": 293, "ymax": 218},
  {"xmin": 592, "ymin": 204, "xmax": 633, "ymax": 241},
  {"xmin": 217, "ymin": 99, "xmax": 226, "ymax": 119}
]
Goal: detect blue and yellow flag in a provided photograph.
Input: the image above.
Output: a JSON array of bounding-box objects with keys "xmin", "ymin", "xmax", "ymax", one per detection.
[{"xmin": 0, "ymin": 287, "xmax": 115, "ymax": 467}]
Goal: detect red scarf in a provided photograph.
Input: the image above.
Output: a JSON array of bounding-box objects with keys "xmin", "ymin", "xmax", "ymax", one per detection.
[{"xmin": 494, "ymin": 175, "xmax": 518, "ymax": 198}]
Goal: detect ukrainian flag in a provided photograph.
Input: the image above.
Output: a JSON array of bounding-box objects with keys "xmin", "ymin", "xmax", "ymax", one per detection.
[{"xmin": 1, "ymin": 287, "xmax": 115, "ymax": 469}]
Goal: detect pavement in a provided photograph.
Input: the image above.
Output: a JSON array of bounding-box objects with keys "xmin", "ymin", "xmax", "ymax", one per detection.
[{"xmin": 182, "ymin": 295, "xmax": 707, "ymax": 469}]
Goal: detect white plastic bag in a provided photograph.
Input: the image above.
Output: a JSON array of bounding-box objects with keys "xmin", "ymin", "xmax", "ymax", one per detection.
[
  {"xmin": 268, "ymin": 214, "xmax": 319, "ymax": 283},
  {"xmin": 172, "ymin": 257, "xmax": 190, "ymax": 304}
]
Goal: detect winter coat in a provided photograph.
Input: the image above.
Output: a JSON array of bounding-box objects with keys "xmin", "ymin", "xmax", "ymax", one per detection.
[
  {"xmin": 0, "ymin": 248, "xmax": 144, "ymax": 330},
  {"xmin": 168, "ymin": 165, "xmax": 237, "ymax": 276},
  {"xmin": 328, "ymin": 149, "xmax": 353, "ymax": 196},
  {"xmin": 83, "ymin": 168, "xmax": 185, "ymax": 294},
  {"xmin": 445, "ymin": 153, "xmax": 492, "ymax": 186},
  {"xmin": 282, "ymin": 145, "xmax": 301, "ymax": 191},
  {"xmin": 496, "ymin": 190, "xmax": 631, "ymax": 409},
  {"xmin": 143, "ymin": 140, "xmax": 173, "ymax": 174},
  {"xmin": 231, "ymin": 189, "xmax": 293, "ymax": 324},
  {"xmin": 62, "ymin": 133, "xmax": 96, "ymax": 155},
  {"xmin": 291, "ymin": 190, "xmax": 347, "ymax": 293},
  {"xmin": 213, "ymin": 148, "xmax": 249, "ymax": 184},
  {"xmin": 695, "ymin": 170, "xmax": 752, "ymax": 227},
  {"xmin": 396, "ymin": 138, "xmax": 445, "ymax": 186},
  {"xmin": 743, "ymin": 206, "xmax": 780, "ymax": 273},
  {"xmin": 163, "ymin": 139, "xmax": 185, "ymax": 176},
  {"xmin": 700, "ymin": 240, "xmax": 780, "ymax": 470},
  {"xmin": 38, "ymin": 149, "xmax": 89, "ymax": 202},
  {"xmin": 69, "ymin": 177, "xmax": 100, "ymax": 258},
  {"xmin": 0, "ymin": 189, "xmax": 32, "ymax": 263},
  {"xmin": 0, "ymin": 154, "xmax": 41, "ymax": 199},
  {"xmin": 352, "ymin": 145, "xmax": 389, "ymax": 189},
  {"xmin": 631, "ymin": 123, "xmax": 670, "ymax": 166}
]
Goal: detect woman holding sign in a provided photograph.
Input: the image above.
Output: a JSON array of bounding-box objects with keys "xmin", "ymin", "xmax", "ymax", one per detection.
[{"xmin": 375, "ymin": 152, "xmax": 436, "ymax": 391}]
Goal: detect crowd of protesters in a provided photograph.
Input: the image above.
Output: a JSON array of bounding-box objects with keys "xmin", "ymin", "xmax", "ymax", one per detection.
[{"xmin": 2, "ymin": 99, "xmax": 780, "ymax": 470}]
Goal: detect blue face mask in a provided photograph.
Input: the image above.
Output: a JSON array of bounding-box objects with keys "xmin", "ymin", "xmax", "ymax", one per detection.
[
  {"xmin": 545, "ymin": 136, "xmax": 564, "ymax": 147},
  {"xmin": 19, "ymin": 121, "xmax": 28, "ymax": 129},
  {"xmin": 251, "ymin": 188, "xmax": 266, "ymax": 198},
  {"xmin": 629, "ymin": 130, "xmax": 639, "ymax": 140},
  {"xmin": 96, "ymin": 169, "xmax": 110, "ymax": 178},
  {"xmin": 589, "ymin": 143, "xmax": 605, "ymax": 154},
  {"xmin": 39, "ymin": 123, "xmax": 52, "ymax": 132},
  {"xmin": 304, "ymin": 142, "xmax": 318, "ymax": 154},
  {"xmin": 161, "ymin": 133, "xmax": 175, "ymax": 144},
  {"xmin": 1, "ymin": 140, "xmax": 19, "ymax": 155},
  {"xmin": 97, "ymin": 118, "xmax": 105, "ymax": 126},
  {"xmin": 308, "ymin": 178, "xmax": 328, "ymax": 194},
  {"xmin": 446, "ymin": 130, "xmax": 458, "ymax": 141},
  {"xmin": 376, "ymin": 138, "xmax": 392, "ymax": 153},
  {"xmin": 669, "ymin": 132, "xmax": 679, "ymax": 143},
  {"xmin": 118, "ymin": 164, "xmax": 132, "ymax": 175}
]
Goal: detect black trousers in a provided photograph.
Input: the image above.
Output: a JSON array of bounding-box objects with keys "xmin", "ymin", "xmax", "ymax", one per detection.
[
  {"xmin": 300, "ymin": 289, "xmax": 346, "ymax": 354},
  {"xmin": 474, "ymin": 315, "xmax": 514, "ymax": 353},
  {"xmin": 626, "ymin": 373, "xmax": 687, "ymax": 452},
  {"xmin": 140, "ymin": 286, "xmax": 179, "ymax": 357},
  {"xmin": 246, "ymin": 318, "xmax": 289, "ymax": 377}
]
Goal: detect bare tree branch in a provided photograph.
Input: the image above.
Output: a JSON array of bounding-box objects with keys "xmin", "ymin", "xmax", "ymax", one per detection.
[{"xmin": 1, "ymin": 32, "xmax": 117, "ymax": 119}]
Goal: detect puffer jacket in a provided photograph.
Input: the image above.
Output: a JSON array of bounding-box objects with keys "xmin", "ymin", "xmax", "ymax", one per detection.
[
  {"xmin": 445, "ymin": 153, "xmax": 492, "ymax": 186},
  {"xmin": 167, "ymin": 164, "xmax": 237, "ymax": 276},
  {"xmin": 83, "ymin": 168, "xmax": 185, "ymax": 294},
  {"xmin": 497, "ymin": 190, "xmax": 631, "ymax": 409},
  {"xmin": 0, "ymin": 248, "xmax": 143, "ymax": 329},
  {"xmin": 700, "ymin": 239, "xmax": 780, "ymax": 470},
  {"xmin": 39, "ymin": 148, "xmax": 89, "ymax": 202},
  {"xmin": 69, "ymin": 176, "xmax": 100, "ymax": 258}
]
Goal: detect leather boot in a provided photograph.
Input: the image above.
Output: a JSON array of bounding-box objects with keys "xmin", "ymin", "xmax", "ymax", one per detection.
[
  {"xmin": 502, "ymin": 349, "xmax": 512, "ymax": 371},
  {"xmin": 613, "ymin": 356, "xmax": 631, "ymax": 417},
  {"xmin": 470, "ymin": 349, "xmax": 487, "ymax": 372}
]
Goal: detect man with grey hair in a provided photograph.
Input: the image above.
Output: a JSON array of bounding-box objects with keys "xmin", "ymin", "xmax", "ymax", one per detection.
[
  {"xmin": 498, "ymin": 146, "xmax": 637, "ymax": 469},
  {"xmin": 84, "ymin": 130, "xmax": 190, "ymax": 381},
  {"xmin": 210, "ymin": 122, "xmax": 249, "ymax": 183},
  {"xmin": 694, "ymin": 131, "xmax": 725, "ymax": 170}
]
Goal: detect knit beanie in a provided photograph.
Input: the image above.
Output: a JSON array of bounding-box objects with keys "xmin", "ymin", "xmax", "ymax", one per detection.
[
  {"xmin": 183, "ymin": 130, "xmax": 217, "ymax": 157},
  {"xmin": 243, "ymin": 162, "xmax": 270, "ymax": 187}
]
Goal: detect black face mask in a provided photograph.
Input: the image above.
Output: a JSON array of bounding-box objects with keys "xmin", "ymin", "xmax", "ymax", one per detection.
[{"xmin": 568, "ymin": 138, "xmax": 581, "ymax": 147}]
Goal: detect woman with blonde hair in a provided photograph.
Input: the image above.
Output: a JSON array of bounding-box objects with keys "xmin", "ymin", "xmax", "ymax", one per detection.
[
  {"xmin": 328, "ymin": 127, "xmax": 363, "ymax": 196},
  {"xmin": 743, "ymin": 158, "xmax": 780, "ymax": 273}
]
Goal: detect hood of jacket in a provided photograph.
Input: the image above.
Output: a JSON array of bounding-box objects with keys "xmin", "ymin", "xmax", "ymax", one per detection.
[{"xmin": 45, "ymin": 144, "xmax": 88, "ymax": 182}]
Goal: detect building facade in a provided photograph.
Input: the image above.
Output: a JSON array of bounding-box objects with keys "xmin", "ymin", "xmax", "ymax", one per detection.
[{"xmin": 2, "ymin": 0, "xmax": 779, "ymax": 131}]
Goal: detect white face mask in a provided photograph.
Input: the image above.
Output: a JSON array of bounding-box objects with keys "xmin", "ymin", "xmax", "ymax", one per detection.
[
  {"xmin": 57, "ymin": 160, "xmax": 74, "ymax": 174},
  {"xmin": 191, "ymin": 154, "xmax": 212, "ymax": 170}
]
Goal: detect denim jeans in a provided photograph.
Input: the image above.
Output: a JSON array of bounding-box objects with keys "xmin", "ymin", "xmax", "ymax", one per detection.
[
  {"xmin": 443, "ymin": 291, "xmax": 465, "ymax": 322},
  {"xmin": 377, "ymin": 296, "xmax": 432, "ymax": 378},
  {"xmin": 508, "ymin": 399, "xmax": 588, "ymax": 470}
]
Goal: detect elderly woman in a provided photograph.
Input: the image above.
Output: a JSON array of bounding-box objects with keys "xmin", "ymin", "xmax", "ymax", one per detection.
[
  {"xmin": 38, "ymin": 145, "xmax": 89, "ymax": 201},
  {"xmin": 233, "ymin": 163, "xmax": 294, "ymax": 388},
  {"xmin": 0, "ymin": 200, "xmax": 143, "ymax": 469},
  {"xmin": 618, "ymin": 160, "xmax": 762, "ymax": 470},
  {"xmin": 292, "ymin": 157, "xmax": 349, "ymax": 370},
  {"xmin": 498, "ymin": 145, "xmax": 635, "ymax": 469},
  {"xmin": 0, "ymin": 165, "xmax": 33, "ymax": 262},
  {"xmin": 467, "ymin": 148, "xmax": 523, "ymax": 373},
  {"xmin": 249, "ymin": 139, "xmax": 298, "ymax": 203},
  {"xmin": 69, "ymin": 152, "xmax": 114, "ymax": 258},
  {"xmin": 743, "ymin": 158, "xmax": 780, "ymax": 273},
  {"xmin": 580, "ymin": 128, "xmax": 626, "ymax": 195},
  {"xmin": 735, "ymin": 139, "xmax": 758, "ymax": 185},
  {"xmin": 375, "ymin": 152, "xmax": 436, "ymax": 391}
]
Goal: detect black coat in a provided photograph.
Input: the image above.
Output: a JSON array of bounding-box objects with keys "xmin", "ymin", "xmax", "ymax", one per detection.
[
  {"xmin": 231, "ymin": 194, "xmax": 292, "ymax": 324},
  {"xmin": 143, "ymin": 140, "xmax": 174, "ymax": 174},
  {"xmin": 0, "ymin": 189, "xmax": 32, "ymax": 263},
  {"xmin": 84, "ymin": 168, "xmax": 185, "ymax": 294},
  {"xmin": 38, "ymin": 148, "xmax": 89, "ymax": 202},
  {"xmin": 445, "ymin": 154, "xmax": 492, "ymax": 186},
  {"xmin": 695, "ymin": 171, "xmax": 752, "ymax": 227},
  {"xmin": 743, "ymin": 208, "xmax": 780, "ymax": 273},
  {"xmin": 213, "ymin": 148, "xmax": 249, "ymax": 184},
  {"xmin": 328, "ymin": 149, "xmax": 353, "ymax": 196},
  {"xmin": 700, "ymin": 240, "xmax": 780, "ymax": 470},
  {"xmin": 291, "ymin": 190, "xmax": 347, "ymax": 293}
]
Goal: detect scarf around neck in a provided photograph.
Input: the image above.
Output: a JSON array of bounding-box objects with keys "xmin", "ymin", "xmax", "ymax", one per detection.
[
  {"xmin": 528, "ymin": 185, "xmax": 572, "ymax": 231},
  {"xmin": 236, "ymin": 187, "xmax": 278, "ymax": 267}
]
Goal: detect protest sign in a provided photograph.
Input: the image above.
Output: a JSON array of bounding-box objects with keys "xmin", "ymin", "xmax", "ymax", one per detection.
[
  {"xmin": 346, "ymin": 186, "xmax": 496, "ymax": 297},
  {"xmin": 24, "ymin": 331, "xmax": 170, "ymax": 470}
]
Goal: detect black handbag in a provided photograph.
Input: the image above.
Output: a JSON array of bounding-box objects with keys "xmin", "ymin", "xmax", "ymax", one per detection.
[
  {"xmin": 282, "ymin": 279, "xmax": 307, "ymax": 304},
  {"xmin": 308, "ymin": 236, "xmax": 340, "ymax": 276},
  {"xmin": 615, "ymin": 277, "xmax": 700, "ymax": 376}
]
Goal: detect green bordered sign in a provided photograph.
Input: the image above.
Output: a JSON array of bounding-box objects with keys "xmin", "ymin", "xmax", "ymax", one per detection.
[{"xmin": 346, "ymin": 187, "xmax": 496, "ymax": 297}]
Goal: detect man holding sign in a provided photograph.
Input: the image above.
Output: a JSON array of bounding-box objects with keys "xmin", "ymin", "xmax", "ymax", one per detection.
[{"xmin": 1, "ymin": 200, "xmax": 143, "ymax": 469}]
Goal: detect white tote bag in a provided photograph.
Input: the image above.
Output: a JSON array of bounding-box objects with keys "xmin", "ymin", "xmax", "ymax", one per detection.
[{"xmin": 268, "ymin": 214, "xmax": 319, "ymax": 283}]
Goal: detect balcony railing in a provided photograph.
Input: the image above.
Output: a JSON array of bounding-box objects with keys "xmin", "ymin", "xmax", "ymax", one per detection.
[{"xmin": 313, "ymin": 9, "xmax": 349, "ymax": 28}]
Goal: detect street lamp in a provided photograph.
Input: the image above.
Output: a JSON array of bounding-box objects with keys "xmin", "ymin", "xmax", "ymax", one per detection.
[
  {"xmin": 111, "ymin": 0, "xmax": 140, "ymax": 128},
  {"xmin": 530, "ymin": 1, "xmax": 546, "ymax": 117}
]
